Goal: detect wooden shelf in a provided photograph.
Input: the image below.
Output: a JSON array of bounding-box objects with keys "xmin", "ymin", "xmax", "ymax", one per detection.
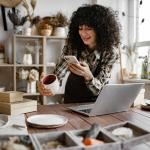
[
  {"xmin": 0, "ymin": 34, "xmax": 66, "ymax": 104},
  {"xmin": 16, "ymin": 64, "xmax": 44, "ymax": 67},
  {"xmin": 15, "ymin": 34, "xmax": 44, "ymax": 39},
  {"xmin": 0, "ymin": 64, "xmax": 14, "ymax": 67},
  {"xmin": 23, "ymin": 92, "xmax": 40, "ymax": 96},
  {"xmin": 15, "ymin": 34, "xmax": 66, "ymax": 40}
]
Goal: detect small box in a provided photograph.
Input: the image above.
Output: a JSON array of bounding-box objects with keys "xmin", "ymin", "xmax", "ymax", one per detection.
[
  {"xmin": 0, "ymin": 99, "xmax": 37, "ymax": 115},
  {"xmin": 104, "ymin": 121, "xmax": 150, "ymax": 149},
  {"xmin": 0, "ymin": 91, "xmax": 24, "ymax": 103},
  {"xmin": 32, "ymin": 131, "xmax": 82, "ymax": 150},
  {"xmin": 0, "ymin": 134, "xmax": 38, "ymax": 150},
  {"xmin": 69, "ymin": 129, "xmax": 121, "ymax": 150}
]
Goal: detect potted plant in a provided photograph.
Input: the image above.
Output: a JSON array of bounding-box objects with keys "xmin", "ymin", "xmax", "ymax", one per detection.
[
  {"xmin": 37, "ymin": 20, "xmax": 53, "ymax": 36},
  {"xmin": 22, "ymin": 0, "xmax": 41, "ymax": 35},
  {"xmin": 7, "ymin": 9, "xmax": 28, "ymax": 34},
  {"xmin": 45, "ymin": 12, "xmax": 69, "ymax": 37}
]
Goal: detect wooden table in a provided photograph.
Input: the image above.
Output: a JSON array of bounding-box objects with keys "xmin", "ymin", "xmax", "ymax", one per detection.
[{"xmin": 25, "ymin": 104, "xmax": 150, "ymax": 149}]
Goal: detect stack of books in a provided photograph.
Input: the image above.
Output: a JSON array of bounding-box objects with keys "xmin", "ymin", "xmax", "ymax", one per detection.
[{"xmin": 0, "ymin": 91, "xmax": 37, "ymax": 115}]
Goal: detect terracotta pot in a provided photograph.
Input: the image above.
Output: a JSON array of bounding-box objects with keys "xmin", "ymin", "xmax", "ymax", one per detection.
[{"xmin": 40, "ymin": 29, "xmax": 52, "ymax": 36}]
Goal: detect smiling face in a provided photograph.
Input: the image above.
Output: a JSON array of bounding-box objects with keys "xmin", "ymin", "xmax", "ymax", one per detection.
[{"xmin": 79, "ymin": 25, "xmax": 97, "ymax": 49}]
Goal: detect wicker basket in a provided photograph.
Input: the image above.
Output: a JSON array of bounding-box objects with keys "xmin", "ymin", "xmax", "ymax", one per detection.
[{"xmin": 0, "ymin": 0, "xmax": 22, "ymax": 7}]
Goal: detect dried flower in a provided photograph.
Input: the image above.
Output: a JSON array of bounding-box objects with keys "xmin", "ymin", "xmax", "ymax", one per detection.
[
  {"xmin": 54, "ymin": 12, "xmax": 69, "ymax": 27},
  {"xmin": 30, "ymin": 16, "xmax": 41, "ymax": 27},
  {"xmin": 24, "ymin": 43, "xmax": 34, "ymax": 54},
  {"xmin": 42, "ymin": 12, "xmax": 69, "ymax": 27},
  {"xmin": 22, "ymin": 0, "xmax": 37, "ymax": 26},
  {"xmin": 7, "ymin": 9, "xmax": 28, "ymax": 26}
]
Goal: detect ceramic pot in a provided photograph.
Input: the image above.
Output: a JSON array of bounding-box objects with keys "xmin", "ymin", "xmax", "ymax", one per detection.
[
  {"xmin": 53, "ymin": 27, "xmax": 66, "ymax": 37},
  {"xmin": 23, "ymin": 54, "xmax": 32, "ymax": 65},
  {"xmin": 14, "ymin": 25, "xmax": 23, "ymax": 35},
  {"xmin": 27, "ymin": 81, "xmax": 36, "ymax": 93},
  {"xmin": 24, "ymin": 27, "xmax": 32, "ymax": 36},
  {"xmin": 40, "ymin": 29, "xmax": 52, "ymax": 36}
]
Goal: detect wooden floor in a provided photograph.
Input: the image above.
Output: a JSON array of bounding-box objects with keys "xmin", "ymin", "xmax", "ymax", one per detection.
[{"xmin": 25, "ymin": 104, "xmax": 150, "ymax": 149}]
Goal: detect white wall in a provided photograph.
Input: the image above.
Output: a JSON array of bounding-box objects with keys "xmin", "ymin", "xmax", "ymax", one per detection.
[
  {"xmin": 0, "ymin": 0, "xmax": 92, "ymax": 38},
  {"xmin": 97, "ymin": 0, "xmax": 129, "ymax": 83}
]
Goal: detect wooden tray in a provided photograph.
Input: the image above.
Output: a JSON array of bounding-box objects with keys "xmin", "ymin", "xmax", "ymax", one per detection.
[
  {"xmin": 0, "ymin": 134, "xmax": 39, "ymax": 150},
  {"xmin": 32, "ymin": 131, "xmax": 82, "ymax": 150},
  {"xmin": 104, "ymin": 121, "xmax": 150, "ymax": 149},
  {"xmin": 69, "ymin": 129, "xmax": 121, "ymax": 150}
]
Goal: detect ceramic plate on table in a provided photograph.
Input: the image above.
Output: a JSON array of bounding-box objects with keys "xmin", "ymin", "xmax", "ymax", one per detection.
[{"xmin": 27, "ymin": 114, "xmax": 68, "ymax": 128}]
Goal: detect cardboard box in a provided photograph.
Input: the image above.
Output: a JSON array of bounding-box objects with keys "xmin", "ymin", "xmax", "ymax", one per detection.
[
  {"xmin": 0, "ymin": 91, "xmax": 24, "ymax": 103},
  {"xmin": 0, "ymin": 99, "xmax": 37, "ymax": 115}
]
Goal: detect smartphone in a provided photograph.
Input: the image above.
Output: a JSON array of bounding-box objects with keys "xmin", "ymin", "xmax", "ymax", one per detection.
[{"xmin": 64, "ymin": 55, "xmax": 79, "ymax": 64}]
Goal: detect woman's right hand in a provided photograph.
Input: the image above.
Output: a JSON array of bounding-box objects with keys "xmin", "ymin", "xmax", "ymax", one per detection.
[{"xmin": 38, "ymin": 72, "xmax": 54, "ymax": 96}]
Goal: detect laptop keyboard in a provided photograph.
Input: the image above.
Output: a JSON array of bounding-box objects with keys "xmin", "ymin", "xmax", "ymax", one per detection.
[{"xmin": 79, "ymin": 108, "xmax": 91, "ymax": 113}]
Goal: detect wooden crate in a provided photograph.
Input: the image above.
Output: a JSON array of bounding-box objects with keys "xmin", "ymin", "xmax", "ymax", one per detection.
[
  {"xmin": 104, "ymin": 121, "xmax": 150, "ymax": 150},
  {"xmin": 69, "ymin": 129, "xmax": 121, "ymax": 150},
  {"xmin": 0, "ymin": 99, "xmax": 37, "ymax": 115},
  {"xmin": 32, "ymin": 131, "xmax": 83, "ymax": 150},
  {"xmin": 0, "ymin": 134, "xmax": 39, "ymax": 150},
  {"xmin": 0, "ymin": 91, "xmax": 24, "ymax": 103}
]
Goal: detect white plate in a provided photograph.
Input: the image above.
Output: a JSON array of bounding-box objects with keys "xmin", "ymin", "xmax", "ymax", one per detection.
[{"xmin": 27, "ymin": 114, "xmax": 68, "ymax": 128}]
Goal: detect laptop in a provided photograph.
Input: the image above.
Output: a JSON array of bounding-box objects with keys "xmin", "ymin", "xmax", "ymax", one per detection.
[{"xmin": 68, "ymin": 83, "xmax": 144, "ymax": 116}]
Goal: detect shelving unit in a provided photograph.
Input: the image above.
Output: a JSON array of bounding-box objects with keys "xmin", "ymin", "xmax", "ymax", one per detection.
[{"xmin": 0, "ymin": 34, "xmax": 66, "ymax": 104}]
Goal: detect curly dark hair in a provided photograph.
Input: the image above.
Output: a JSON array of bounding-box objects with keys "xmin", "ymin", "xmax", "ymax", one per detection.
[{"xmin": 68, "ymin": 4, "xmax": 120, "ymax": 54}]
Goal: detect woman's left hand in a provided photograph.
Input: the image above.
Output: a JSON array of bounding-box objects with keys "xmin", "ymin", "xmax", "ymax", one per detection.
[{"xmin": 68, "ymin": 62, "xmax": 93, "ymax": 81}]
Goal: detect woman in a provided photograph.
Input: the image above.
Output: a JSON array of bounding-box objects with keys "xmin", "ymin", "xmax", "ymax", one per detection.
[{"xmin": 39, "ymin": 4, "xmax": 120, "ymax": 103}]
